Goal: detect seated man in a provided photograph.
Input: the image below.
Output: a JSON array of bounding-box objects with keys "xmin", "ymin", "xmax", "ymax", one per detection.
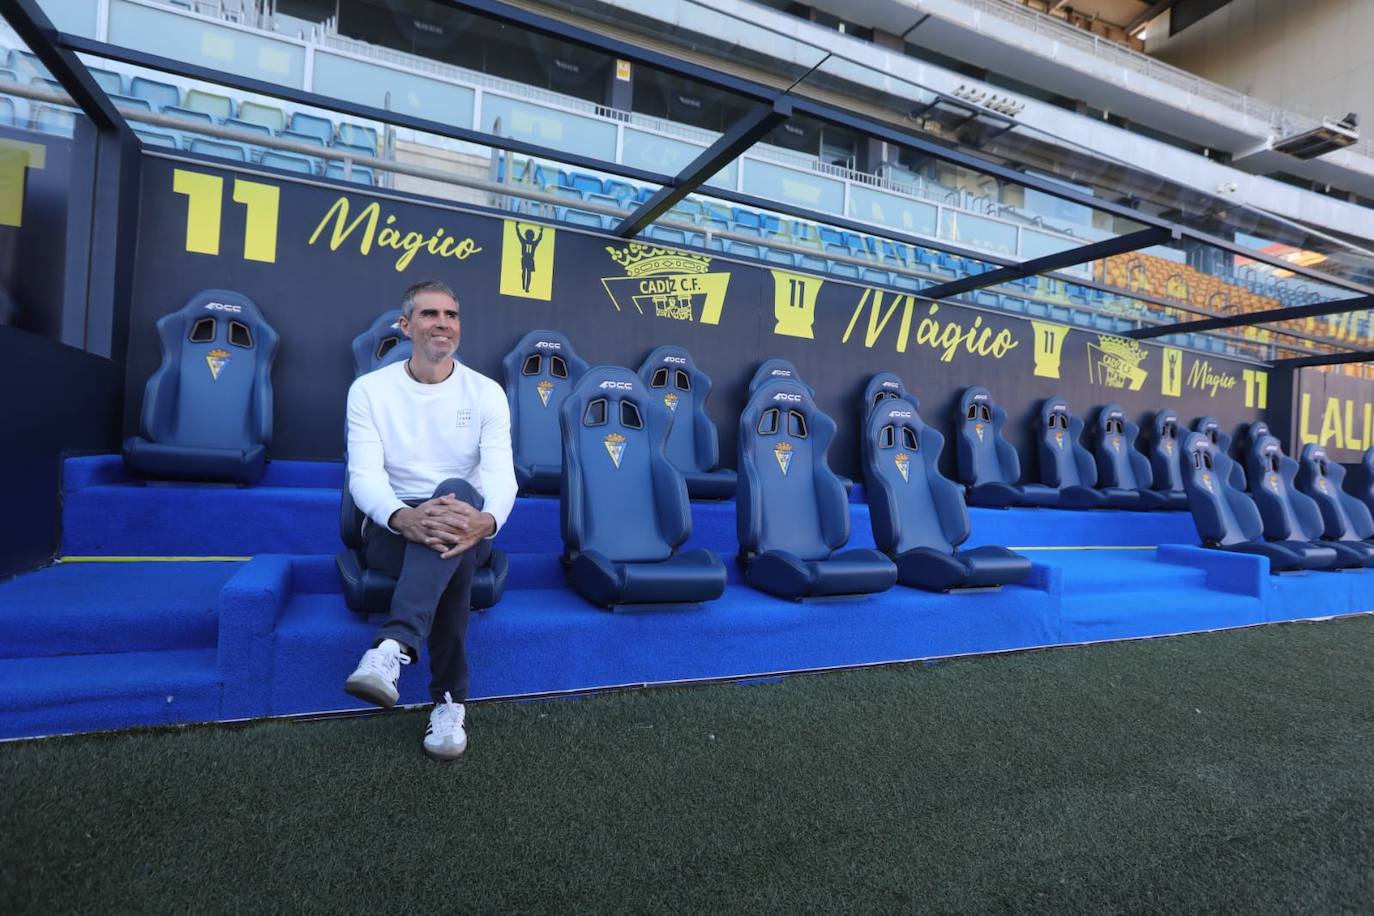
[{"xmin": 343, "ymin": 280, "xmax": 516, "ymax": 761}]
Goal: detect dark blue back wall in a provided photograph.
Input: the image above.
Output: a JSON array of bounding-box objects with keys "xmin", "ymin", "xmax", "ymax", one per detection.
[{"xmin": 0, "ymin": 327, "xmax": 123, "ymax": 577}]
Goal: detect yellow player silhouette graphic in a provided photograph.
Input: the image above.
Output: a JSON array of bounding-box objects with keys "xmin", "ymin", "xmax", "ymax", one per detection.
[{"xmin": 517, "ymin": 222, "xmax": 545, "ymax": 293}]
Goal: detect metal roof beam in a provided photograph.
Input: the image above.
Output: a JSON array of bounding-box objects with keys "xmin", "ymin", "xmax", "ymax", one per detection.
[{"xmin": 1126, "ymin": 294, "xmax": 1374, "ymax": 340}]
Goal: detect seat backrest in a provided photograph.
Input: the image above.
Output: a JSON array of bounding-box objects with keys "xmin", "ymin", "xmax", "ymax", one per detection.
[
  {"xmin": 747, "ymin": 358, "xmax": 816, "ymax": 397},
  {"xmin": 636, "ymin": 345, "xmax": 721, "ymax": 474},
  {"xmin": 954, "ymin": 385, "xmax": 1023, "ymax": 488},
  {"xmin": 864, "ymin": 395, "xmax": 968, "ymax": 556},
  {"xmin": 139, "ymin": 289, "xmax": 278, "ymax": 451},
  {"xmin": 502, "ymin": 330, "xmax": 590, "ymax": 472},
  {"xmin": 559, "ymin": 366, "xmax": 686, "ymax": 563},
  {"xmin": 1094, "ymin": 404, "xmax": 1151, "ymax": 490},
  {"xmin": 1246, "ymin": 435, "xmax": 1324, "ymax": 542},
  {"xmin": 1149, "ymin": 409, "xmax": 1185, "ymax": 491},
  {"xmin": 1352, "ymin": 446, "xmax": 1374, "ymax": 513},
  {"xmin": 1195, "ymin": 414, "xmax": 1247, "ymax": 491},
  {"xmin": 349, "ymin": 309, "xmax": 410, "ymax": 377},
  {"xmin": 737, "ymin": 378, "xmax": 848, "ymax": 561},
  {"xmin": 1181, "ymin": 432, "xmax": 1264, "ymax": 546},
  {"xmin": 1038, "ymin": 397, "xmax": 1096, "ymax": 488},
  {"xmin": 1231, "ymin": 420, "xmax": 1269, "ymax": 490},
  {"xmin": 1296, "ymin": 443, "xmax": 1374, "ymax": 540}
]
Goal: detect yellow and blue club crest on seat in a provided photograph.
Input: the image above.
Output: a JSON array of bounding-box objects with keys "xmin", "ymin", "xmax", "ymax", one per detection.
[
  {"xmin": 1201, "ymin": 472, "xmax": 1213, "ymax": 492},
  {"xmin": 664, "ymin": 392, "xmax": 679, "ymax": 413},
  {"xmin": 604, "ymin": 432, "xmax": 626, "ymax": 468},
  {"xmin": 1054, "ymin": 431, "xmax": 1064, "ymax": 449},
  {"xmin": 206, "ymin": 348, "xmax": 230, "ymax": 381},
  {"xmin": 894, "ymin": 451, "xmax": 910, "ymax": 482},
  {"xmin": 1111, "ymin": 435, "xmax": 1121, "ymax": 451},
  {"xmin": 1267, "ymin": 473, "xmax": 1280, "ymax": 492},
  {"xmin": 774, "ymin": 441, "xmax": 792, "ymax": 476},
  {"xmin": 537, "ymin": 379, "xmax": 554, "ymax": 407},
  {"xmin": 974, "ymin": 422, "xmax": 985, "ymax": 443}
]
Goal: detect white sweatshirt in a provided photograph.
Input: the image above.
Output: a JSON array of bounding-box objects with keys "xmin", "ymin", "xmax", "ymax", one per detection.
[{"xmin": 346, "ymin": 359, "xmax": 516, "ymax": 535}]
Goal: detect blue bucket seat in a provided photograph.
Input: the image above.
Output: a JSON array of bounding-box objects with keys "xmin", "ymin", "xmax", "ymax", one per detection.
[
  {"xmin": 860, "ymin": 372, "xmax": 916, "ymax": 469},
  {"xmin": 124, "ymin": 289, "xmax": 279, "ymax": 484},
  {"xmin": 559, "ymin": 366, "xmax": 727, "ymax": 609},
  {"xmin": 1181, "ymin": 432, "xmax": 1333, "ymax": 572},
  {"xmin": 335, "ymin": 476, "xmax": 509, "ymax": 613},
  {"xmin": 864, "ymin": 396, "xmax": 1030, "ymax": 592},
  {"xmin": 1230, "ymin": 420, "xmax": 1270, "ymax": 490},
  {"xmin": 1095, "ymin": 405, "xmax": 1177, "ymax": 510},
  {"xmin": 1147, "ymin": 409, "xmax": 1190, "ymax": 509},
  {"xmin": 1193, "ymin": 416, "xmax": 1245, "ymax": 491},
  {"xmin": 350, "ymin": 309, "xmax": 410, "ymax": 377},
  {"xmin": 953, "ymin": 386, "xmax": 1058, "ymax": 509},
  {"xmin": 1245, "ymin": 436, "xmax": 1369, "ymax": 568},
  {"xmin": 1296, "ymin": 444, "xmax": 1374, "ymax": 554},
  {"xmin": 502, "ymin": 330, "xmax": 589, "ymax": 494},
  {"xmin": 636, "ymin": 346, "xmax": 736, "ymax": 499},
  {"xmin": 1350, "ymin": 446, "xmax": 1374, "ymax": 517},
  {"xmin": 1037, "ymin": 398, "xmax": 1116, "ymax": 509},
  {"xmin": 736, "ymin": 378, "xmax": 896, "ymax": 599}
]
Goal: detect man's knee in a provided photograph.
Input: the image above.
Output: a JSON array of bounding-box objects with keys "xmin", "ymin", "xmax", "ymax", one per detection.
[{"xmin": 432, "ymin": 477, "xmax": 483, "ymax": 509}]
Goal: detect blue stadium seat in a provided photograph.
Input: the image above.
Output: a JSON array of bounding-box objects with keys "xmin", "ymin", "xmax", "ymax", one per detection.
[
  {"xmin": 260, "ymin": 151, "xmax": 315, "ymax": 174},
  {"xmin": 1093, "ymin": 405, "xmax": 1172, "ymax": 510},
  {"xmin": 289, "ymin": 111, "xmax": 333, "ymax": 145},
  {"xmin": 134, "ymin": 128, "xmax": 181, "ymax": 149},
  {"xmin": 336, "ymin": 121, "xmax": 378, "ymax": 152},
  {"xmin": 559, "ymin": 366, "xmax": 727, "ymax": 609},
  {"xmin": 279, "ymin": 128, "xmax": 325, "ymax": 148},
  {"xmin": 1193, "ymin": 416, "xmax": 1243, "ymax": 491},
  {"xmin": 1245, "ymin": 436, "xmax": 1369, "ymax": 568},
  {"xmin": 1230, "ymin": 420, "xmax": 1270, "ymax": 490},
  {"xmin": 109, "ymin": 94, "xmax": 152, "ymax": 112},
  {"xmin": 864, "ymin": 396, "xmax": 1031, "ymax": 592},
  {"xmin": 0, "ymin": 97, "xmax": 13, "ymax": 127},
  {"xmin": 164, "ymin": 106, "xmax": 214, "ymax": 125},
  {"xmin": 954, "ymin": 386, "xmax": 1058, "ymax": 508},
  {"xmin": 636, "ymin": 346, "xmax": 736, "ymax": 499},
  {"xmin": 503, "ymin": 330, "xmax": 589, "ymax": 494},
  {"xmin": 737, "ymin": 378, "xmax": 896, "ymax": 599},
  {"xmin": 335, "ymin": 475, "xmax": 507, "ymax": 615},
  {"xmin": 238, "ymin": 100, "xmax": 287, "ymax": 133},
  {"xmin": 1351, "ymin": 447, "xmax": 1374, "ymax": 517},
  {"xmin": 130, "ymin": 76, "xmax": 181, "ymax": 112},
  {"xmin": 223, "ymin": 118, "xmax": 272, "ymax": 139},
  {"xmin": 324, "ymin": 162, "xmax": 375, "ymax": 185},
  {"xmin": 725, "ymin": 240, "xmax": 761, "ymax": 260},
  {"xmin": 763, "ymin": 248, "xmax": 796, "ymax": 267},
  {"xmin": 1146, "ymin": 409, "xmax": 1190, "ymax": 510},
  {"xmin": 748, "ymin": 358, "xmax": 815, "ymax": 397},
  {"xmin": 123, "ymin": 289, "xmax": 278, "ymax": 484},
  {"xmin": 830, "ymin": 261, "xmax": 860, "ymax": 280},
  {"xmin": 560, "ymin": 209, "xmax": 605, "ymax": 230},
  {"xmin": 1181, "ymin": 432, "xmax": 1330, "ymax": 572},
  {"xmin": 189, "ymin": 138, "xmax": 248, "ymax": 161},
  {"xmin": 185, "ymin": 89, "xmax": 233, "ymax": 121},
  {"xmin": 604, "ymin": 179, "xmax": 637, "ymax": 206},
  {"xmin": 331, "ymin": 141, "xmax": 375, "ymax": 161},
  {"xmin": 1296, "ymin": 444, "xmax": 1374, "ymax": 550},
  {"xmin": 33, "ymin": 104, "xmax": 75, "ymax": 136},
  {"xmin": 1037, "ymin": 398, "xmax": 1111, "ymax": 509},
  {"xmin": 570, "ymin": 172, "xmax": 603, "ymax": 198},
  {"xmin": 349, "ymin": 309, "xmax": 410, "ymax": 377},
  {"xmin": 87, "ymin": 67, "xmax": 124, "ymax": 96}
]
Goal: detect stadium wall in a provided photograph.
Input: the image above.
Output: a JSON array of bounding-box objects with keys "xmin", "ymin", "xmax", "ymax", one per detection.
[{"xmin": 122, "ymin": 155, "xmax": 1272, "ymax": 481}]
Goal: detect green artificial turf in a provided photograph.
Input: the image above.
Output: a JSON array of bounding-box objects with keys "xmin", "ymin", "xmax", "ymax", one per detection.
[{"xmin": 3, "ymin": 616, "xmax": 1373, "ymax": 914}]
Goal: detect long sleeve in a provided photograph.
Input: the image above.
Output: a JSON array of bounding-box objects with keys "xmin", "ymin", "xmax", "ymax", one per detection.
[
  {"xmin": 477, "ymin": 379, "xmax": 517, "ymax": 536},
  {"xmin": 346, "ymin": 379, "xmax": 407, "ymax": 531}
]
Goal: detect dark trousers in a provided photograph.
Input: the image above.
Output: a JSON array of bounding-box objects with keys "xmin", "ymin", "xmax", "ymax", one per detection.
[{"xmin": 365, "ymin": 478, "xmax": 491, "ymax": 703}]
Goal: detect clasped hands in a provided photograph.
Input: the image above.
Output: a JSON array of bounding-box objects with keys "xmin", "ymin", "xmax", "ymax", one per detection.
[{"xmin": 391, "ymin": 495, "xmax": 495, "ymax": 559}]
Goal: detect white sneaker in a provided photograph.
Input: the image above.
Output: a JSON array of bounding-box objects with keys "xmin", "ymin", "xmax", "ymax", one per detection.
[
  {"xmin": 423, "ymin": 692, "xmax": 468, "ymax": 761},
  {"xmin": 344, "ymin": 640, "xmax": 410, "ymax": 709}
]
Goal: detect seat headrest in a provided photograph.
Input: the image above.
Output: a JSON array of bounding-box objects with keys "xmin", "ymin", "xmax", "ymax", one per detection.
[
  {"xmin": 868, "ymin": 395, "xmax": 924, "ymax": 442},
  {"xmin": 1041, "ymin": 397, "xmax": 1073, "ymax": 431},
  {"xmin": 1247, "ymin": 420, "xmax": 1271, "ymax": 442},
  {"xmin": 959, "ymin": 385, "xmax": 996, "ymax": 423},
  {"xmin": 1183, "ymin": 431, "xmax": 1223, "ymax": 488},
  {"xmin": 1154, "ymin": 409, "xmax": 1179, "ymax": 438},
  {"xmin": 748, "ymin": 358, "xmax": 815, "ymax": 397},
  {"xmin": 1098, "ymin": 403, "xmax": 1127, "ymax": 435},
  {"xmin": 507, "ymin": 329, "xmax": 586, "ymax": 370},
  {"xmin": 1301, "ymin": 443, "xmax": 1330, "ymax": 471},
  {"xmin": 862, "ymin": 372, "xmax": 916, "ymax": 418},
  {"xmin": 1256, "ymin": 435, "xmax": 1285, "ymax": 472},
  {"xmin": 1193, "ymin": 415, "xmax": 1221, "ymax": 444},
  {"xmin": 351, "ymin": 309, "xmax": 410, "ymax": 377},
  {"xmin": 638, "ymin": 345, "xmax": 699, "ymax": 409},
  {"xmin": 174, "ymin": 288, "xmax": 273, "ymax": 341}
]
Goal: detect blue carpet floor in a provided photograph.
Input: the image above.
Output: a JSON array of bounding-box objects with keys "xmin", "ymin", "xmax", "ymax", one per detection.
[{"xmin": 0, "ymin": 455, "xmax": 1369, "ymax": 740}]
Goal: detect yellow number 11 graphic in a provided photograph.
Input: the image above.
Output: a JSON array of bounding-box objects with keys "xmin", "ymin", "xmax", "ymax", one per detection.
[{"xmin": 173, "ymin": 168, "xmax": 279, "ymax": 263}]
